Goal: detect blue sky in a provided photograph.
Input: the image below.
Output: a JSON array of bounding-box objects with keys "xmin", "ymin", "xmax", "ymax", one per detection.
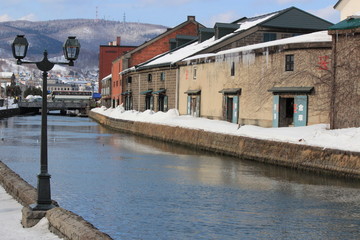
[{"xmin": 0, "ymin": 0, "xmax": 340, "ymax": 27}]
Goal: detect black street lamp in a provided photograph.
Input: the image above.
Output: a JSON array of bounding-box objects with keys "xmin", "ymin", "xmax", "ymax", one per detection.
[{"xmin": 12, "ymin": 35, "xmax": 80, "ymax": 211}]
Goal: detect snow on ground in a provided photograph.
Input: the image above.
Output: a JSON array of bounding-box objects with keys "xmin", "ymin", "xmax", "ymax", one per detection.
[
  {"xmin": 92, "ymin": 106, "xmax": 360, "ymax": 153},
  {"xmin": 0, "ymin": 98, "xmax": 18, "ymax": 110},
  {"xmin": 0, "ymin": 185, "xmax": 61, "ymax": 240}
]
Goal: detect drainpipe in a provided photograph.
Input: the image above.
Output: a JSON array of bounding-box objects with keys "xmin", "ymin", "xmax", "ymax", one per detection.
[
  {"xmin": 138, "ymin": 73, "xmax": 141, "ymax": 111},
  {"xmin": 330, "ymin": 32, "xmax": 338, "ymax": 129},
  {"xmin": 175, "ymin": 66, "xmax": 179, "ymax": 110}
]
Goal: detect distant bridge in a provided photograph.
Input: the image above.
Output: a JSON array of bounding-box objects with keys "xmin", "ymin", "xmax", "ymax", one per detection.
[{"xmin": 18, "ymin": 101, "xmax": 93, "ymax": 115}]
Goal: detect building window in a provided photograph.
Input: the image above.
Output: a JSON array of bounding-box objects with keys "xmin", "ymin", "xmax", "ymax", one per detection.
[
  {"xmin": 187, "ymin": 94, "xmax": 201, "ymax": 117},
  {"xmin": 148, "ymin": 74, "xmax": 152, "ymax": 82},
  {"xmin": 285, "ymin": 54, "xmax": 294, "ymax": 71},
  {"xmin": 193, "ymin": 67, "xmax": 197, "ymax": 79},
  {"xmin": 231, "ymin": 62, "xmax": 235, "ymax": 76},
  {"xmin": 160, "ymin": 72, "xmax": 165, "ymax": 81},
  {"xmin": 263, "ymin": 33, "xmax": 277, "ymax": 42},
  {"xmin": 127, "ymin": 76, "xmax": 132, "ymax": 83},
  {"xmin": 145, "ymin": 94, "xmax": 154, "ymax": 110}
]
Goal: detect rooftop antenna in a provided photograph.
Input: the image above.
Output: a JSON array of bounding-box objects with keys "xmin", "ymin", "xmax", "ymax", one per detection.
[
  {"xmin": 123, "ymin": 12, "xmax": 126, "ymax": 28},
  {"xmin": 95, "ymin": 6, "xmax": 99, "ymax": 22}
]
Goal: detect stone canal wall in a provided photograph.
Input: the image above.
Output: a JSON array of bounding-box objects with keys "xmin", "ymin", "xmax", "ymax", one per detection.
[
  {"xmin": 0, "ymin": 161, "xmax": 112, "ymax": 240},
  {"xmin": 0, "ymin": 108, "xmax": 20, "ymax": 118},
  {"xmin": 89, "ymin": 111, "xmax": 360, "ymax": 179}
]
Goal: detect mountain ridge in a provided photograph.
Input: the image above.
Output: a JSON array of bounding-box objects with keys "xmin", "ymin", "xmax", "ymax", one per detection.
[{"xmin": 0, "ymin": 18, "xmax": 168, "ymax": 72}]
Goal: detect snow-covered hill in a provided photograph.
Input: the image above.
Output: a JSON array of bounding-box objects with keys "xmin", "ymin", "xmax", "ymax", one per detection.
[{"xmin": 0, "ymin": 19, "xmax": 168, "ymax": 72}]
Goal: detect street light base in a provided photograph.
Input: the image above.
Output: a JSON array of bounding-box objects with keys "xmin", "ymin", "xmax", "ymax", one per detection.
[
  {"xmin": 21, "ymin": 206, "xmax": 47, "ymax": 228},
  {"xmin": 30, "ymin": 203, "xmax": 56, "ymax": 211},
  {"xmin": 33, "ymin": 173, "xmax": 56, "ymax": 211}
]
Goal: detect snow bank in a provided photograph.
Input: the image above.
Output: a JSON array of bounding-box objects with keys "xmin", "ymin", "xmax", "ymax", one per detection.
[
  {"xmin": 0, "ymin": 97, "xmax": 18, "ymax": 110},
  {"xmin": 25, "ymin": 95, "xmax": 42, "ymax": 102},
  {"xmin": 92, "ymin": 107, "xmax": 360, "ymax": 153},
  {"xmin": 0, "ymin": 186, "xmax": 61, "ymax": 240}
]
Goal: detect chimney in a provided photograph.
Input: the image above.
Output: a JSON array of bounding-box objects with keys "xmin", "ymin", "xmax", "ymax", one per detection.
[
  {"xmin": 116, "ymin": 36, "xmax": 121, "ymax": 46},
  {"xmin": 187, "ymin": 16, "xmax": 195, "ymax": 21}
]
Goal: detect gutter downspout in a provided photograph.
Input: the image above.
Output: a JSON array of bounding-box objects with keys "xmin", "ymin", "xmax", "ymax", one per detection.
[
  {"xmin": 176, "ymin": 66, "xmax": 179, "ymax": 110},
  {"xmin": 330, "ymin": 31, "xmax": 338, "ymax": 129},
  {"xmin": 138, "ymin": 73, "xmax": 141, "ymax": 111}
]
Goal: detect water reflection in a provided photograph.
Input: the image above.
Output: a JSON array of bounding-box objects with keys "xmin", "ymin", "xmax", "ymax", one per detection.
[{"xmin": 1, "ymin": 115, "xmax": 360, "ymax": 240}]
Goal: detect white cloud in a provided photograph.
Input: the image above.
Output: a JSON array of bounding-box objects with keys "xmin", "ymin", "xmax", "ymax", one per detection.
[
  {"xmin": 135, "ymin": 0, "xmax": 209, "ymax": 8},
  {"xmin": 0, "ymin": 14, "xmax": 12, "ymax": 22},
  {"xmin": 206, "ymin": 11, "xmax": 238, "ymax": 26},
  {"xmin": 276, "ymin": 0, "xmax": 310, "ymax": 3},
  {"xmin": 311, "ymin": 5, "xmax": 340, "ymax": 23},
  {"xmin": 0, "ymin": 13, "xmax": 38, "ymax": 22},
  {"xmin": 18, "ymin": 13, "xmax": 37, "ymax": 21}
]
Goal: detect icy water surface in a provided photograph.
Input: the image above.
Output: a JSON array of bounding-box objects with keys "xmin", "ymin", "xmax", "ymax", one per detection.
[{"xmin": 1, "ymin": 115, "xmax": 360, "ymax": 240}]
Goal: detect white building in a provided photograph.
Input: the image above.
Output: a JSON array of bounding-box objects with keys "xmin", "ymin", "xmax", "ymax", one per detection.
[{"xmin": 334, "ymin": 0, "xmax": 360, "ymax": 20}]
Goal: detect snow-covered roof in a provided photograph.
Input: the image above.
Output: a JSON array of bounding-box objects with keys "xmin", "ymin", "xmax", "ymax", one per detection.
[
  {"xmin": 101, "ymin": 74, "xmax": 112, "ymax": 81},
  {"xmin": 139, "ymin": 38, "xmax": 215, "ymax": 68},
  {"xmin": 0, "ymin": 72, "xmax": 14, "ymax": 79},
  {"xmin": 120, "ymin": 66, "xmax": 136, "ymax": 75},
  {"xmin": 139, "ymin": 11, "xmax": 281, "ymax": 69},
  {"xmin": 184, "ymin": 31, "xmax": 332, "ymax": 62},
  {"xmin": 235, "ymin": 12, "xmax": 278, "ymax": 32}
]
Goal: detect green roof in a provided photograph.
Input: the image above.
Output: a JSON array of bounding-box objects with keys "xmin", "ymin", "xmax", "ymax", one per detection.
[
  {"xmin": 268, "ymin": 87, "xmax": 314, "ymax": 94},
  {"xmin": 260, "ymin": 7, "xmax": 333, "ymax": 30},
  {"xmin": 329, "ymin": 16, "xmax": 360, "ymax": 30}
]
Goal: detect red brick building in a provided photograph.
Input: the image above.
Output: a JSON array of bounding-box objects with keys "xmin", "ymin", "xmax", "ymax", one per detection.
[
  {"xmin": 110, "ymin": 16, "xmax": 204, "ymax": 107},
  {"xmin": 98, "ymin": 37, "xmax": 137, "ymax": 95},
  {"xmin": 111, "ymin": 56, "xmax": 123, "ymax": 107}
]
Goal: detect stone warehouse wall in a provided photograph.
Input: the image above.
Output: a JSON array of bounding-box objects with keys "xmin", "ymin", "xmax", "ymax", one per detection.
[{"xmin": 89, "ymin": 111, "xmax": 360, "ymax": 179}]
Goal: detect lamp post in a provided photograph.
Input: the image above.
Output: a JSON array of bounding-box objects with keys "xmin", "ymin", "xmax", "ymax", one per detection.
[{"xmin": 12, "ymin": 35, "xmax": 80, "ymax": 211}]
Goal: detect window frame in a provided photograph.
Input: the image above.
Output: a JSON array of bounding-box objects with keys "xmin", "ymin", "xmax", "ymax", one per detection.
[
  {"xmin": 263, "ymin": 32, "xmax": 277, "ymax": 42},
  {"xmin": 285, "ymin": 54, "xmax": 294, "ymax": 71},
  {"xmin": 230, "ymin": 62, "xmax": 235, "ymax": 76},
  {"xmin": 160, "ymin": 72, "xmax": 165, "ymax": 81}
]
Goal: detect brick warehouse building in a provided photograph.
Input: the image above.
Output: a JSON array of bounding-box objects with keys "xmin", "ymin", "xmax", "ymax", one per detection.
[
  {"xmin": 111, "ymin": 16, "xmax": 204, "ymax": 108},
  {"xmin": 120, "ymin": 7, "xmax": 332, "ymax": 115},
  {"xmin": 98, "ymin": 37, "xmax": 137, "ymax": 104},
  {"xmin": 328, "ymin": 16, "xmax": 360, "ymax": 128}
]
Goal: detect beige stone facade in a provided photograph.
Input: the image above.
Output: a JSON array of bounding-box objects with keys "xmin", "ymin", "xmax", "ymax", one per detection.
[
  {"xmin": 179, "ymin": 42, "xmax": 332, "ymax": 127},
  {"xmin": 334, "ymin": 0, "xmax": 360, "ymax": 20},
  {"xmin": 123, "ymin": 67, "xmax": 178, "ymax": 112},
  {"xmin": 329, "ymin": 27, "xmax": 360, "ymax": 128}
]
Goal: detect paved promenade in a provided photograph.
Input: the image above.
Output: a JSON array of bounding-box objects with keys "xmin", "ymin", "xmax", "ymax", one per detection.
[{"xmin": 0, "ymin": 185, "xmax": 60, "ymax": 240}]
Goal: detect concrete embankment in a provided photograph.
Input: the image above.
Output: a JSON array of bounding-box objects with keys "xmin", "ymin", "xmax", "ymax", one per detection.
[
  {"xmin": 0, "ymin": 108, "xmax": 20, "ymax": 118},
  {"xmin": 0, "ymin": 161, "xmax": 113, "ymax": 240},
  {"xmin": 89, "ymin": 111, "xmax": 360, "ymax": 179}
]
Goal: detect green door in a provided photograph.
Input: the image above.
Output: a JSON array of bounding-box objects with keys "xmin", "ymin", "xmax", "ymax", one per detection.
[
  {"xmin": 294, "ymin": 95, "xmax": 308, "ymax": 127},
  {"xmin": 187, "ymin": 96, "xmax": 191, "ymax": 115},
  {"xmin": 164, "ymin": 95, "xmax": 168, "ymax": 112},
  {"xmin": 272, "ymin": 95, "xmax": 280, "ymax": 127},
  {"xmin": 232, "ymin": 96, "xmax": 239, "ymax": 124}
]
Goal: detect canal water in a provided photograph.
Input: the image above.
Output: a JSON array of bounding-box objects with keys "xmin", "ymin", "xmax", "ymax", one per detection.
[{"xmin": 1, "ymin": 115, "xmax": 360, "ymax": 240}]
